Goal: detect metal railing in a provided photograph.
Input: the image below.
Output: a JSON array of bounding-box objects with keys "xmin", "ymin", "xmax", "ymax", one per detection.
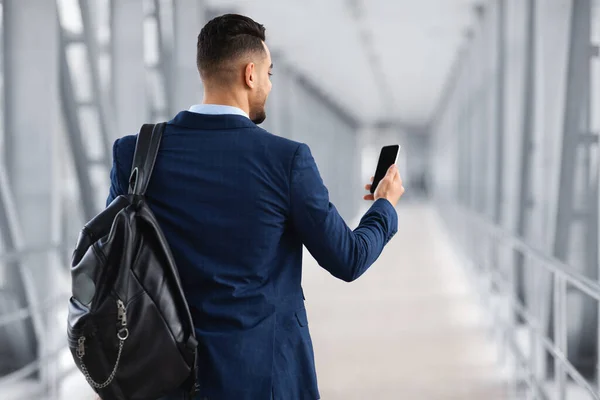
[
  {"xmin": 0, "ymin": 246, "xmax": 77, "ymax": 399},
  {"xmin": 0, "ymin": 293, "xmax": 67, "ymax": 329},
  {"xmin": 0, "ymin": 245, "xmax": 68, "ymax": 263},
  {"xmin": 437, "ymin": 201, "xmax": 600, "ymax": 400}
]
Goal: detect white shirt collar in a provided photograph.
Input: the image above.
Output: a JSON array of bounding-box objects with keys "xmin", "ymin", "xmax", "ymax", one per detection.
[{"xmin": 188, "ymin": 104, "xmax": 249, "ymax": 119}]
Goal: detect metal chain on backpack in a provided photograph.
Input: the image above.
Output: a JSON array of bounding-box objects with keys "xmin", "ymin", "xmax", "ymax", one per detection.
[{"xmin": 76, "ymin": 299, "xmax": 130, "ymax": 389}]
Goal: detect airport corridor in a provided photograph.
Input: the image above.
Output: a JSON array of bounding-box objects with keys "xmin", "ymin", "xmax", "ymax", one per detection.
[{"xmin": 50, "ymin": 203, "xmax": 510, "ymax": 400}]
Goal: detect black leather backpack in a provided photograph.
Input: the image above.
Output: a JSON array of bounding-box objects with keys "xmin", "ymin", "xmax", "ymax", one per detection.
[{"xmin": 67, "ymin": 123, "xmax": 199, "ymax": 400}]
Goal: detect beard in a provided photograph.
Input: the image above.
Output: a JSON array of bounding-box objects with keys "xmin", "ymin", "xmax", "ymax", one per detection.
[
  {"xmin": 251, "ymin": 109, "xmax": 267, "ymax": 125},
  {"xmin": 250, "ymin": 91, "xmax": 267, "ymax": 125}
]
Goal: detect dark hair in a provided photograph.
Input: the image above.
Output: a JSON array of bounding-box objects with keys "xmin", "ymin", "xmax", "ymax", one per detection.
[{"xmin": 197, "ymin": 14, "xmax": 266, "ymax": 80}]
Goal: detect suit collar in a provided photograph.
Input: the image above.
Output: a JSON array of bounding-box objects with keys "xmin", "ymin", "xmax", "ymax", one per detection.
[
  {"xmin": 168, "ymin": 110, "xmax": 258, "ymax": 130},
  {"xmin": 188, "ymin": 104, "xmax": 249, "ymax": 119}
]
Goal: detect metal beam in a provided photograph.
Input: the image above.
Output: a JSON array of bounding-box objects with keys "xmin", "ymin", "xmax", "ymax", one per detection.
[
  {"xmin": 571, "ymin": 0, "xmax": 598, "ymax": 377},
  {"xmin": 463, "ymin": 43, "xmax": 474, "ymax": 210},
  {"xmin": 154, "ymin": 0, "xmax": 175, "ymax": 118},
  {"xmin": 514, "ymin": 0, "xmax": 536, "ymax": 313},
  {"xmin": 78, "ymin": 0, "xmax": 115, "ymax": 160},
  {"xmin": 111, "ymin": 0, "xmax": 147, "ymax": 136},
  {"xmin": 291, "ymin": 68, "xmax": 361, "ymax": 131},
  {"xmin": 473, "ymin": 5, "xmax": 486, "ymax": 216},
  {"xmin": 589, "ymin": 156, "xmax": 600, "ymax": 385},
  {"xmin": 271, "ymin": 53, "xmax": 362, "ymax": 131},
  {"xmin": 427, "ymin": 44, "xmax": 468, "ymax": 135},
  {"xmin": 59, "ymin": 31, "xmax": 98, "ymax": 220},
  {"xmin": 58, "ymin": 0, "xmax": 117, "ymax": 219},
  {"xmin": 457, "ymin": 69, "xmax": 467, "ymax": 207},
  {"xmin": 3, "ymin": 0, "xmax": 61, "ymax": 381},
  {"xmin": 552, "ymin": 0, "xmax": 596, "ymax": 377},
  {"xmin": 554, "ymin": 2, "xmax": 590, "ymax": 260},
  {"xmin": 494, "ymin": 0, "xmax": 506, "ymax": 226},
  {"xmin": 0, "ymin": 165, "xmax": 37, "ymax": 373},
  {"xmin": 279, "ymin": 59, "xmax": 293, "ymax": 140}
]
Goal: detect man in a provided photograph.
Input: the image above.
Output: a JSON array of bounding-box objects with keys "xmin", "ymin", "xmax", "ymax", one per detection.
[{"xmin": 107, "ymin": 13, "xmax": 404, "ymax": 400}]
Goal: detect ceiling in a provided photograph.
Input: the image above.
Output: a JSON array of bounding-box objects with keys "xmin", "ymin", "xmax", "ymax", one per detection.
[{"xmin": 205, "ymin": 0, "xmax": 484, "ymax": 127}]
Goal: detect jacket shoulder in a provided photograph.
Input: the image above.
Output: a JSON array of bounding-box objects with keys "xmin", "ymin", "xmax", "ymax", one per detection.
[
  {"xmin": 113, "ymin": 134, "xmax": 137, "ymax": 173},
  {"xmin": 252, "ymin": 127, "xmax": 303, "ymax": 152}
]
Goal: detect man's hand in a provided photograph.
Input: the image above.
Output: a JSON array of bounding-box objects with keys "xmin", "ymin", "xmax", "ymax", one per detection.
[{"xmin": 363, "ymin": 164, "xmax": 405, "ymax": 207}]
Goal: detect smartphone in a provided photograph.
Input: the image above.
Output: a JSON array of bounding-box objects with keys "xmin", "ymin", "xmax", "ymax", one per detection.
[{"xmin": 370, "ymin": 145, "xmax": 400, "ymax": 194}]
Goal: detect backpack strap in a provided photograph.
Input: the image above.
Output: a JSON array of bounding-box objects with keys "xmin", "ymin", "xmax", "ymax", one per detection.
[{"xmin": 128, "ymin": 122, "xmax": 166, "ymax": 196}]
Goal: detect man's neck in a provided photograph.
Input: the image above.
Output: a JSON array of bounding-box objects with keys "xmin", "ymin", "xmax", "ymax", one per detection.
[{"xmin": 202, "ymin": 93, "xmax": 249, "ymax": 116}]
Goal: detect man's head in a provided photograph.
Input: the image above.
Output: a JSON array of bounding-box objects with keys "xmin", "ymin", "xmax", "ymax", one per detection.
[{"xmin": 197, "ymin": 14, "xmax": 272, "ymax": 124}]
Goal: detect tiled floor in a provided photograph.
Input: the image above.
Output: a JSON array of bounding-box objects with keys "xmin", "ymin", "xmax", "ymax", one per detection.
[
  {"xmin": 302, "ymin": 203, "xmax": 509, "ymax": 399},
  {"xmin": 46, "ymin": 202, "xmax": 509, "ymax": 400}
]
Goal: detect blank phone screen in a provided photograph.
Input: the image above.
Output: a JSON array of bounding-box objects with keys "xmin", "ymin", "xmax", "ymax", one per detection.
[{"xmin": 370, "ymin": 145, "xmax": 400, "ymax": 194}]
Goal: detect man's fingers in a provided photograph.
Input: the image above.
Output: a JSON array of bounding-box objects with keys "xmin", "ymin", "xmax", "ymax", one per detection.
[
  {"xmin": 386, "ymin": 164, "xmax": 400, "ymax": 182},
  {"xmin": 370, "ymin": 176, "xmax": 374, "ymax": 182},
  {"xmin": 365, "ymin": 183, "xmax": 372, "ymax": 191},
  {"xmin": 363, "ymin": 194, "xmax": 375, "ymax": 201},
  {"xmin": 386, "ymin": 164, "xmax": 397, "ymax": 177}
]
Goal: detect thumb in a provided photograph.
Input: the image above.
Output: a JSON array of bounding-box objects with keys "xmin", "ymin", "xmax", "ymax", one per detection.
[
  {"xmin": 385, "ymin": 164, "xmax": 397, "ymax": 177},
  {"xmin": 392, "ymin": 166, "xmax": 400, "ymax": 181}
]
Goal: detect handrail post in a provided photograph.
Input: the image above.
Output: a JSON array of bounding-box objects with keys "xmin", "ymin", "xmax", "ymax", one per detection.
[{"xmin": 553, "ymin": 275, "xmax": 567, "ymax": 399}]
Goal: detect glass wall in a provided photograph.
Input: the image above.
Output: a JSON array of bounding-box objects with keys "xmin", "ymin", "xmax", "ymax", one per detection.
[{"xmin": 432, "ymin": 0, "xmax": 600, "ymax": 397}]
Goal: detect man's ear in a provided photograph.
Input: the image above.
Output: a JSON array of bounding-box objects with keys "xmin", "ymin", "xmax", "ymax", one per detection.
[{"xmin": 244, "ymin": 63, "xmax": 256, "ymax": 89}]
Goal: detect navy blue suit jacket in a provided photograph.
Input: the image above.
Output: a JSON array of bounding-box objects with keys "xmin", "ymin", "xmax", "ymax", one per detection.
[{"xmin": 107, "ymin": 111, "xmax": 398, "ymax": 400}]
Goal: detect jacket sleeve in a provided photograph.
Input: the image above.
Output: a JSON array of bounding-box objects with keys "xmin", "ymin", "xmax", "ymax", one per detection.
[
  {"xmin": 289, "ymin": 143, "xmax": 398, "ymax": 282},
  {"xmin": 106, "ymin": 139, "xmax": 126, "ymax": 207}
]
